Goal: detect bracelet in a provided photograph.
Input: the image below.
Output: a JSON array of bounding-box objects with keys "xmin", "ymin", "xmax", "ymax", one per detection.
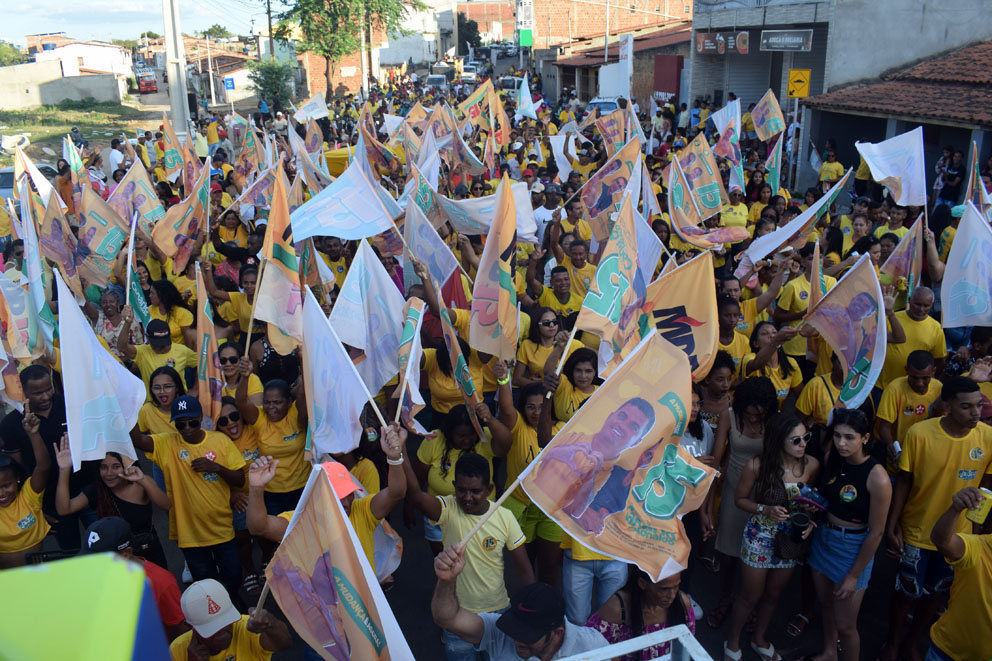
[
  {"xmin": 496, "ymin": 375, "xmax": 510, "ymax": 385},
  {"xmin": 386, "ymin": 454, "xmax": 404, "ymax": 466}
]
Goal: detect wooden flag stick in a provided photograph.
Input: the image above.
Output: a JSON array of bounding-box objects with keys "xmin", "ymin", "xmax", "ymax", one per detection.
[
  {"xmin": 393, "ymin": 375, "xmax": 407, "ymax": 425},
  {"xmin": 254, "ymin": 583, "xmax": 270, "ymax": 612},
  {"xmin": 544, "ymin": 326, "xmax": 579, "ymax": 399},
  {"xmin": 243, "ymin": 257, "xmax": 267, "ymax": 354},
  {"xmin": 459, "ymin": 477, "xmax": 522, "ymax": 547}
]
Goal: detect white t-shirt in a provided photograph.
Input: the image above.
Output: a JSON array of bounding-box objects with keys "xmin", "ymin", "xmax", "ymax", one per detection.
[
  {"xmin": 476, "ymin": 613, "xmax": 608, "ymax": 660},
  {"xmin": 533, "ymin": 205, "xmax": 557, "ymax": 245},
  {"xmin": 680, "ymin": 423, "xmax": 715, "ymax": 458},
  {"xmin": 108, "ymin": 148, "xmax": 125, "ymax": 175}
]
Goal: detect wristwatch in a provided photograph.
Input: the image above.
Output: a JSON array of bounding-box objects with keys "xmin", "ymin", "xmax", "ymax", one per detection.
[{"xmin": 757, "ymin": 504, "xmax": 765, "ymax": 515}]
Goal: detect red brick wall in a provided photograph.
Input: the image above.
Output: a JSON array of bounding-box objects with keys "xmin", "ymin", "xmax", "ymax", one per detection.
[{"xmin": 300, "ymin": 50, "xmax": 367, "ymax": 98}]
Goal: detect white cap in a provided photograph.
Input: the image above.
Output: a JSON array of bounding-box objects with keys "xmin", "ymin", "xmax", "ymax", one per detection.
[
  {"xmin": 511, "ymin": 141, "xmax": 523, "ymax": 150},
  {"xmin": 180, "ymin": 579, "xmax": 241, "ymax": 638},
  {"xmin": 529, "ymin": 182, "xmax": 545, "ymax": 194}
]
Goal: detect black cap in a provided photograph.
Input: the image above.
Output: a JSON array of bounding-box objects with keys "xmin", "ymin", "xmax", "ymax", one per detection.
[
  {"xmin": 495, "ymin": 583, "xmax": 566, "ymax": 644},
  {"xmin": 544, "ymin": 183, "xmax": 563, "ymax": 196},
  {"xmin": 80, "ymin": 517, "xmax": 132, "ymax": 555},
  {"xmin": 147, "ymin": 319, "xmax": 171, "ymax": 347},
  {"xmin": 170, "ymin": 395, "xmax": 203, "ymax": 422}
]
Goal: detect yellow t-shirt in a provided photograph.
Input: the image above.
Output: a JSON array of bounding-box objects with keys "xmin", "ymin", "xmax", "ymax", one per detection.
[
  {"xmin": 507, "ymin": 415, "xmax": 563, "ymax": 502},
  {"xmin": 230, "ymin": 425, "xmax": 260, "ymax": 494},
  {"xmin": 218, "ymin": 224, "xmax": 248, "ymax": 248},
  {"xmin": 879, "ymin": 312, "xmax": 946, "ymax": 389},
  {"xmin": 320, "ymin": 254, "xmax": 350, "ymax": 290},
  {"xmin": 571, "ymin": 161, "xmax": 596, "ymax": 181},
  {"xmin": 553, "ymin": 376, "xmax": 596, "ymax": 423},
  {"xmin": 170, "ymin": 614, "xmax": 271, "ymax": 661},
  {"xmin": 0, "ymin": 479, "xmax": 49, "ymax": 553},
  {"xmin": 133, "ymin": 344, "xmax": 197, "ymax": 392},
  {"xmin": 741, "ymin": 352, "xmax": 803, "ymax": 406},
  {"xmin": 278, "ymin": 494, "xmax": 380, "ymax": 570},
  {"xmin": 898, "ymin": 418, "xmax": 992, "ymax": 550},
  {"xmin": 819, "ymin": 161, "xmax": 844, "ymax": 182},
  {"xmin": 138, "ymin": 402, "xmax": 175, "ymax": 435},
  {"xmin": 561, "ymin": 217, "xmax": 593, "ymax": 242},
  {"xmin": 223, "ymin": 373, "xmax": 264, "ymax": 401},
  {"xmin": 561, "ymin": 533, "xmax": 613, "ymax": 562},
  {"xmin": 561, "ymin": 256, "xmax": 597, "ymax": 299},
  {"xmin": 351, "ymin": 457, "xmax": 379, "ymax": 495},
  {"xmin": 251, "ymin": 403, "xmax": 307, "ymax": 493},
  {"xmin": 719, "ymin": 331, "xmax": 750, "ymax": 369},
  {"xmin": 748, "ymin": 201, "xmax": 768, "ymax": 224},
  {"xmin": 515, "ymin": 338, "xmax": 583, "ymax": 381},
  {"xmin": 938, "ymin": 225, "xmax": 957, "ymax": 262},
  {"xmin": 929, "ymin": 533, "xmax": 992, "ymax": 661},
  {"xmin": 735, "ymin": 297, "xmax": 762, "ymax": 337},
  {"xmin": 148, "ymin": 306, "xmax": 194, "ymax": 345},
  {"xmin": 149, "ymin": 431, "xmax": 245, "ymax": 547},
  {"xmin": 416, "ymin": 431, "xmax": 494, "ymax": 497},
  {"xmin": 228, "ymin": 292, "xmax": 257, "ymax": 335},
  {"xmin": 423, "ymin": 347, "xmax": 485, "ymax": 415},
  {"xmin": 877, "ymin": 375, "xmax": 941, "ymax": 447},
  {"xmin": 873, "ymin": 224, "xmax": 909, "ymax": 241},
  {"xmin": 777, "ymin": 274, "xmax": 836, "ymax": 356},
  {"xmin": 722, "ymin": 203, "xmax": 749, "ymax": 231},
  {"xmin": 432, "ymin": 495, "xmax": 525, "ymax": 613},
  {"xmin": 795, "ymin": 374, "xmax": 841, "ymax": 426},
  {"xmin": 537, "ymin": 288, "xmax": 583, "ymax": 317}
]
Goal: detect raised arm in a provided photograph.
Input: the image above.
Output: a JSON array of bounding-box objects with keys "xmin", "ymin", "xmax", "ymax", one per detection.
[
  {"xmin": 923, "ymin": 227, "xmax": 945, "ymax": 281},
  {"xmin": 431, "ymin": 544, "xmax": 485, "ymax": 646},
  {"xmin": 542, "ymin": 330, "xmax": 571, "ymax": 376},
  {"xmin": 25, "ymin": 411, "xmax": 51, "ymax": 495},
  {"xmin": 493, "ymin": 361, "xmax": 517, "ymax": 455},
  {"xmin": 129, "ymin": 424, "xmax": 154, "ymax": 453},
  {"xmin": 235, "ymin": 357, "xmax": 260, "ymax": 425},
  {"xmin": 402, "ymin": 448, "xmax": 442, "ymax": 521},
  {"xmin": 883, "ymin": 286, "xmax": 906, "ymax": 344},
  {"xmin": 117, "ymin": 306, "xmax": 138, "ymax": 360},
  {"xmin": 54, "ymin": 436, "xmax": 89, "ymax": 515},
  {"xmin": 525, "ymin": 246, "xmax": 547, "ymax": 298},
  {"xmin": 456, "ymin": 235, "xmax": 480, "ymax": 272},
  {"xmin": 369, "ymin": 423, "xmax": 408, "ymax": 520},
  {"xmin": 931, "ymin": 487, "xmax": 982, "ymax": 562},
  {"xmin": 412, "ymin": 258, "xmax": 443, "ymax": 319},
  {"xmin": 549, "ymin": 208, "xmax": 564, "ymax": 263},
  {"xmin": 246, "ymin": 456, "xmax": 288, "ymax": 541},
  {"xmin": 743, "ymin": 326, "xmax": 796, "ymax": 375},
  {"xmin": 200, "ymin": 260, "xmax": 232, "ymax": 303},
  {"xmin": 753, "ymin": 261, "xmax": 790, "ymax": 315}
]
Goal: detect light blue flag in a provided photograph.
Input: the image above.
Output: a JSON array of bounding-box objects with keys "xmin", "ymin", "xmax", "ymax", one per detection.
[
  {"xmin": 290, "ymin": 158, "xmax": 396, "ymax": 241},
  {"xmin": 516, "ymin": 73, "xmax": 538, "ymax": 120}
]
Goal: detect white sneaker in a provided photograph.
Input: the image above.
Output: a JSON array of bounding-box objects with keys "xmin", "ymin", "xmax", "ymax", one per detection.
[
  {"xmin": 181, "ymin": 562, "xmax": 192, "ymax": 583},
  {"xmin": 689, "ymin": 593, "xmax": 703, "ymax": 621}
]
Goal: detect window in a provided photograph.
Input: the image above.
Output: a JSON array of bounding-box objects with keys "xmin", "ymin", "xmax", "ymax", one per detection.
[{"xmin": 77, "ymin": 57, "xmax": 84, "ymax": 66}]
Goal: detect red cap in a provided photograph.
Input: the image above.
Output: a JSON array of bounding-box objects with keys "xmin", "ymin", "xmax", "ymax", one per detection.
[
  {"xmin": 210, "ymin": 183, "xmax": 222, "ymax": 193},
  {"xmin": 522, "ymin": 168, "xmax": 534, "ymax": 176}
]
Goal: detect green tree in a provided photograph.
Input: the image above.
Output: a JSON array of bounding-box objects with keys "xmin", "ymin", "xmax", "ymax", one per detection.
[
  {"xmin": 112, "ymin": 39, "xmax": 139, "ymax": 50},
  {"xmin": 203, "ymin": 24, "xmax": 231, "ymax": 39},
  {"xmin": 140, "ymin": 31, "xmax": 161, "ymax": 39},
  {"xmin": 457, "ymin": 13, "xmax": 480, "ymax": 53},
  {"xmin": 278, "ymin": 0, "xmax": 424, "ymax": 102},
  {"xmin": 248, "ymin": 58, "xmax": 294, "ymax": 111},
  {"xmin": 0, "ymin": 41, "xmax": 29, "ymax": 67}
]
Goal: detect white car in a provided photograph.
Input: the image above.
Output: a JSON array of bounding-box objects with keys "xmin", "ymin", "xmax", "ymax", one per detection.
[
  {"xmin": 461, "ymin": 65, "xmax": 478, "ymax": 83},
  {"xmin": 498, "ymin": 76, "xmax": 524, "ymax": 93},
  {"xmin": 583, "ymin": 96, "xmax": 622, "ymax": 119},
  {"xmin": 0, "ymin": 163, "xmax": 58, "ymax": 201},
  {"xmin": 425, "ymin": 74, "xmax": 449, "ymax": 93}
]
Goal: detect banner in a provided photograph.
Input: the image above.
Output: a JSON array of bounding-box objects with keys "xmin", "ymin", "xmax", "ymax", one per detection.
[
  {"xmin": 406, "ymin": 162, "xmax": 447, "ymax": 230},
  {"xmin": 579, "ymin": 137, "xmax": 641, "ymax": 242},
  {"xmin": 516, "ymin": 73, "xmax": 537, "ymax": 120},
  {"xmin": 469, "ymin": 176, "xmax": 518, "ymax": 360},
  {"xmin": 942, "ymin": 201, "xmax": 992, "ymax": 329},
  {"xmin": 0, "ymin": 271, "xmax": 45, "ymax": 360},
  {"xmin": 76, "ymin": 187, "xmax": 131, "ymax": 287},
  {"xmin": 180, "ymin": 133, "xmax": 201, "ymax": 195},
  {"xmin": 965, "ymin": 141, "xmax": 992, "ymax": 221},
  {"xmin": 329, "ymin": 240, "xmax": 405, "ymax": 395},
  {"xmin": 804, "ymin": 253, "xmax": 886, "ymax": 408},
  {"xmin": 596, "ymin": 109, "xmax": 626, "ymax": 157},
  {"xmin": 404, "ymin": 196, "xmax": 458, "ymax": 288},
  {"xmin": 667, "ymin": 157, "xmax": 748, "ymax": 250},
  {"xmin": 256, "ymin": 173, "xmax": 304, "ymax": 354},
  {"xmin": 293, "ymin": 93, "xmax": 329, "ymax": 122},
  {"xmin": 764, "ymin": 133, "xmax": 784, "ymax": 194},
  {"xmin": 105, "ymin": 161, "xmax": 163, "ymax": 240},
  {"xmin": 301, "ymin": 288, "xmax": 375, "ymax": 456},
  {"xmin": 854, "ymin": 127, "xmax": 926, "ymax": 206},
  {"xmin": 457, "ymin": 79, "xmax": 494, "ymax": 131},
  {"xmin": 549, "ymin": 133, "xmax": 577, "ymax": 183},
  {"xmin": 15, "ymin": 184, "xmax": 55, "ymax": 351},
  {"xmin": 487, "ymin": 87, "xmax": 512, "ymax": 150},
  {"xmin": 159, "ymin": 112, "xmax": 184, "ymax": 183},
  {"xmin": 440, "ymin": 306, "xmax": 487, "ymax": 441},
  {"xmin": 14, "ymin": 147, "xmax": 61, "ymax": 210},
  {"xmin": 56, "ymin": 270, "xmax": 144, "ymax": 471},
  {"xmin": 678, "ymin": 135, "xmax": 730, "ymax": 221},
  {"xmin": 879, "ymin": 213, "xmax": 924, "ymax": 296},
  {"xmin": 151, "ymin": 158, "xmax": 210, "ymax": 275},
  {"xmin": 266, "ymin": 465, "xmax": 413, "ymax": 660},
  {"xmin": 358, "ymin": 104, "xmax": 401, "ymax": 178},
  {"xmin": 405, "ymin": 101, "xmax": 428, "ymax": 129},
  {"xmin": 415, "ymin": 128, "xmax": 442, "ymax": 190},
  {"xmin": 520, "ymin": 332, "xmax": 716, "ymax": 581},
  {"xmin": 39, "ymin": 190, "xmax": 86, "ymax": 299},
  {"xmin": 291, "ymin": 159, "xmax": 396, "ymax": 242},
  {"xmin": 394, "ymin": 298, "xmax": 432, "ymax": 437},
  {"xmin": 437, "ymin": 182, "xmax": 539, "ymax": 243},
  {"xmin": 751, "ymin": 89, "xmax": 786, "ymax": 142},
  {"xmin": 192, "ymin": 265, "xmax": 223, "ymax": 426},
  {"xmin": 125, "ymin": 220, "xmax": 151, "ymax": 329},
  {"xmin": 290, "ymin": 127, "xmax": 335, "ymax": 194}
]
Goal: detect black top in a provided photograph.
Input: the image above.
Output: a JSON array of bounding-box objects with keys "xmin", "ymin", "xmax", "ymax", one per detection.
[
  {"xmin": 941, "ymin": 165, "xmax": 962, "ymax": 200},
  {"xmin": 0, "ymin": 396, "xmax": 99, "ymax": 514},
  {"xmin": 81, "ymin": 482, "xmax": 154, "ymax": 535},
  {"xmin": 822, "ymin": 456, "xmax": 878, "ymax": 525}
]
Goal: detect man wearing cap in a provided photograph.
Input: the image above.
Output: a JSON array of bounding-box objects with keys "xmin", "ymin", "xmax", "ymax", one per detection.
[
  {"xmin": 529, "ymin": 180, "xmax": 544, "ymax": 212},
  {"xmin": 118, "ymin": 314, "xmax": 197, "ymax": 398},
  {"xmin": 533, "ymin": 183, "xmax": 562, "ymax": 244},
  {"xmin": 80, "ymin": 517, "xmax": 188, "ymax": 641},
  {"xmin": 563, "ymin": 141, "xmax": 598, "ymax": 182},
  {"xmin": 209, "ymin": 182, "xmax": 233, "ymax": 213},
  {"xmin": 170, "ymin": 579, "xmax": 291, "ymax": 660},
  {"xmin": 130, "ymin": 395, "xmax": 247, "ymax": 601},
  {"xmin": 432, "ymin": 545, "xmax": 608, "ymax": 660},
  {"xmin": 938, "ymin": 204, "xmax": 964, "ymax": 262}
]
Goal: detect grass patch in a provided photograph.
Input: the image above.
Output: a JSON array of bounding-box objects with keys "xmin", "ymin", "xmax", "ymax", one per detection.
[{"xmin": 0, "ymin": 100, "xmax": 157, "ymax": 166}]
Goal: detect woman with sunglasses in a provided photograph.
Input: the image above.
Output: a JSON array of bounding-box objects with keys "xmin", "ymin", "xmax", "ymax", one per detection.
[
  {"xmin": 470, "ymin": 181, "xmax": 486, "ymax": 198},
  {"xmin": 741, "ymin": 322, "xmax": 802, "ymax": 409},
  {"xmin": 807, "ymin": 409, "xmax": 890, "ymax": 661},
  {"xmin": 513, "ymin": 308, "xmax": 580, "ymax": 387},
  {"xmin": 215, "ymin": 396, "xmax": 263, "ymax": 596},
  {"xmin": 218, "ymin": 342, "xmax": 262, "ymax": 407},
  {"xmin": 723, "ymin": 414, "xmax": 820, "ymax": 661}
]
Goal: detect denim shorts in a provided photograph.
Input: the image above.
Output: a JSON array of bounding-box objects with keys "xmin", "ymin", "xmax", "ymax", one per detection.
[
  {"xmin": 808, "ymin": 524, "xmax": 874, "ymax": 590},
  {"xmin": 896, "ymin": 543, "xmax": 954, "ymax": 597},
  {"xmin": 232, "ymin": 509, "xmax": 247, "ymax": 532}
]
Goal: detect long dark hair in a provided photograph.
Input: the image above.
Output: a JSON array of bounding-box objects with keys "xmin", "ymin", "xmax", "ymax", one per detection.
[
  {"xmin": 438, "ymin": 404, "xmax": 476, "ymax": 477},
  {"xmin": 149, "ymin": 366, "xmax": 186, "ymax": 395},
  {"xmin": 527, "ymin": 307, "xmax": 558, "ymax": 344},
  {"xmin": 822, "ymin": 408, "xmax": 880, "ymax": 478},
  {"xmin": 150, "ymin": 279, "xmax": 188, "ymax": 316},
  {"xmin": 755, "ymin": 413, "xmax": 807, "ymax": 502},
  {"xmin": 432, "ymin": 337, "xmax": 472, "ymax": 378},
  {"xmin": 749, "ymin": 321, "xmax": 793, "ymax": 379},
  {"xmin": 622, "ymin": 567, "xmax": 686, "ymax": 636},
  {"xmin": 95, "ymin": 452, "xmax": 125, "ymax": 518},
  {"xmin": 732, "ymin": 376, "xmax": 778, "ymax": 433},
  {"xmin": 686, "ymin": 382, "xmax": 705, "ymax": 441},
  {"xmin": 562, "ymin": 347, "xmax": 598, "ymax": 387}
]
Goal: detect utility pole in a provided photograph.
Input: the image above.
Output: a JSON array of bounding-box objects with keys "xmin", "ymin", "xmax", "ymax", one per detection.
[
  {"xmin": 161, "ymin": 0, "xmax": 191, "ymax": 137},
  {"xmin": 206, "ymin": 35, "xmax": 217, "ymax": 106},
  {"xmin": 266, "ymin": 0, "xmax": 274, "ymax": 60},
  {"xmin": 604, "ymin": 0, "xmax": 610, "ymax": 63},
  {"xmin": 452, "ymin": 0, "xmax": 459, "ymax": 57}
]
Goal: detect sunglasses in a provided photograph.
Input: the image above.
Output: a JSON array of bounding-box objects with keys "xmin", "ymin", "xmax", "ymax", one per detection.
[
  {"xmin": 174, "ymin": 419, "xmax": 201, "ymax": 431},
  {"xmin": 216, "ymin": 412, "xmax": 241, "ymax": 427},
  {"xmin": 788, "ymin": 431, "xmax": 813, "ymax": 446},
  {"xmin": 218, "ymin": 356, "xmax": 239, "ymax": 365},
  {"xmin": 538, "ymin": 320, "xmax": 559, "ymax": 328}
]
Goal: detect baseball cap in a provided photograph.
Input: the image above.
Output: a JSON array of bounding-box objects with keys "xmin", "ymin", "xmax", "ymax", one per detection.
[
  {"xmin": 729, "ymin": 184, "xmax": 744, "ymax": 193},
  {"xmin": 210, "ymin": 183, "xmax": 223, "ymax": 193},
  {"xmin": 181, "ymin": 579, "xmax": 242, "ymax": 638},
  {"xmin": 146, "ymin": 319, "xmax": 171, "ymax": 347},
  {"xmin": 321, "ymin": 461, "xmax": 359, "ymax": 499},
  {"xmin": 854, "ymin": 195, "xmax": 871, "ymax": 205},
  {"xmin": 79, "ymin": 517, "xmax": 132, "ymax": 555},
  {"xmin": 171, "ymin": 395, "xmax": 203, "ymax": 422},
  {"xmin": 522, "ymin": 168, "xmax": 535, "ymax": 177},
  {"xmin": 496, "ymin": 583, "xmax": 566, "ymax": 644},
  {"xmin": 543, "ymin": 183, "xmax": 562, "ymax": 196},
  {"xmin": 951, "ymin": 204, "xmax": 966, "ymax": 218},
  {"xmin": 529, "ymin": 182, "xmax": 545, "ymax": 194}
]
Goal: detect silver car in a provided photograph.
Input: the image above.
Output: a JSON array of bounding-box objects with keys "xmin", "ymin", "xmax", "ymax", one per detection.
[{"xmin": 0, "ymin": 163, "xmax": 59, "ymax": 201}]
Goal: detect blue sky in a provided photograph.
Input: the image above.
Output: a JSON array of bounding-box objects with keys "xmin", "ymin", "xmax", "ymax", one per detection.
[{"xmin": 1, "ymin": 0, "xmax": 289, "ymax": 46}]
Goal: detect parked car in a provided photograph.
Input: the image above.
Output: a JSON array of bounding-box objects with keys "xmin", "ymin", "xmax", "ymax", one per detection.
[
  {"xmin": 461, "ymin": 64, "xmax": 478, "ymax": 83},
  {"xmin": 583, "ymin": 96, "xmax": 622, "ymax": 119},
  {"xmin": 0, "ymin": 163, "xmax": 58, "ymax": 201},
  {"xmin": 425, "ymin": 74, "xmax": 449, "ymax": 93},
  {"xmin": 498, "ymin": 76, "xmax": 524, "ymax": 93}
]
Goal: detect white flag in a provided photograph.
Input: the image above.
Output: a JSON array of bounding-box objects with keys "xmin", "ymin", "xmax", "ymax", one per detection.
[
  {"xmin": 855, "ymin": 127, "xmax": 927, "ymax": 206},
  {"xmin": 404, "ymin": 198, "xmax": 459, "ymax": 287},
  {"xmin": 300, "ymin": 288, "xmax": 373, "ymax": 455},
  {"xmin": 330, "ymin": 241, "xmax": 406, "ymax": 394},
  {"xmin": 56, "ymin": 270, "xmax": 145, "ymax": 471},
  {"xmin": 516, "ymin": 73, "xmax": 538, "ymax": 120},
  {"xmin": 438, "ymin": 181, "xmax": 539, "ymax": 243},
  {"xmin": 292, "ymin": 93, "xmax": 329, "ymax": 122},
  {"xmin": 290, "ymin": 158, "xmax": 396, "ymax": 242},
  {"xmin": 942, "ymin": 202, "xmax": 992, "ymax": 329},
  {"xmin": 417, "ymin": 128, "xmax": 442, "ymax": 190}
]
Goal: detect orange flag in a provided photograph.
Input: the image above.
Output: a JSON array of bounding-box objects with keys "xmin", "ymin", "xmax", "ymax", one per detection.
[
  {"xmin": 520, "ymin": 331, "xmax": 716, "ymax": 581},
  {"xmin": 151, "ymin": 157, "xmax": 210, "ymax": 274},
  {"xmin": 255, "ymin": 169, "xmax": 303, "ymax": 354},
  {"xmin": 595, "ymin": 109, "xmax": 626, "ymax": 157},
  {"xmin": 578, "ymin": 137, "xmax": 641, "ymax": 242},
  {"xmin": 469, "ymin": 175, "xmax": 518, "ymax": 360},
  {"xmin": 195, "ymin": 264, "xmax": 223, "ymax": 425},
  {"xmin": 39, "ymin": 190, "xmax": 86, "ymax": 299},
  {"xmin": 159, "ymin": 112, "xmax": 185, "ymax": 182}
]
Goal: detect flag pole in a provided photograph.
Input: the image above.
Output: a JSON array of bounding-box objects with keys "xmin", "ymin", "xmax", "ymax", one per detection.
[
  {"xmin": 125, "ymin": 213, "xmax": 138, "ymax": 309},
  {"xmin": 459, "ymin": 476, "xmax": 522, "ymax": 546},
  {"xmin": 244, "ymin": 257, "xmax": 267, "ymax": 355},
  {"xmin": 544, "ymin": 326, "xmax": 579, "ymax": 399},
  {"xmin": 254, "ymin": 583, "xmax": 270, "ymax": 612},
  {"xmin": 393, "ymin": 371, "xmax": 408, "ymax": 424}
]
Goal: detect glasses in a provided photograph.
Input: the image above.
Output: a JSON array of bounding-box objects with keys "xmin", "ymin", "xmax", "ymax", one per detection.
[
  {"xmin": 218, "ymin": 356, "xmax": 239, "ymax": 365},
  {"xmin": 174, "ymin": 419, "xmax": 201, "ymax": 431},
  {"xmin": 788, "ymin": 431, "xmax": 813, "ymax": 446},
  {"xmin": 472, "ymin": 186, "xmax": 483, "ymax": 191},
  {"xmin": 216, "ymin": 412, "xmax": 241, "ymax": 427},
  {"xmin": 538, "ymin": 320, "xmax": 559, "ymax": 328},
  {"xmin": 151, "ymin": 384, "xmax": 176, "ymax": 392}
]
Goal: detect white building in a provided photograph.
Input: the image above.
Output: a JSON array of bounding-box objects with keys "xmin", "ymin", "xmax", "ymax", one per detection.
[
  {"xmin": 34, "ymin": 41, "xmax": 132, "ymax": 78},
  {"xmin": 378, "ymin": 0, "xmax": 456, "ymax": 67}
]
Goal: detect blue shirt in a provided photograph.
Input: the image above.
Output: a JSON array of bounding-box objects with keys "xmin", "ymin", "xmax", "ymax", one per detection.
[{"xmin": 259, "ymin": 99, "xmax": 269, "ymax": 114}]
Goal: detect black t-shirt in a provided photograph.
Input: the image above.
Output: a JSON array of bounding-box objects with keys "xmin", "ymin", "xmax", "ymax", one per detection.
[
  {"xmin": 941, "ymin": 165, "xmax": 963, "ymax": 200},
  {"xmin": 81, "ymin": 483, "xmax": 154, "ymax": 535},
  {"xmin": 0, "ymin": 397, "xmax": 99, "ymax": 514}
]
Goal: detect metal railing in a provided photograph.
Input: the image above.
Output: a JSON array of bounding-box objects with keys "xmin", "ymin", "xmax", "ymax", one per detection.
[{"xmin": 558, "ymin": 624, "xmax": 713, "ymax": 660}]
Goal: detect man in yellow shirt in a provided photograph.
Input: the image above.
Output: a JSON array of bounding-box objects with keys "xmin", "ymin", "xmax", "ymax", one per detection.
[
  {"xmin": 818, "ymin": 150, "xmax": 844, "ymax": 187},
  {"xmin": 882, "ymin": 377, "xmax": 992, "ymax": 661},
  {"xmin": 928, "ymin": 487, "xmax": 992, "ymax": 661},
  {"xmin": 876, "ymin": 350, "xmax": 942, "ymax": 471},
  {"xmin": 773, "ymin": 245, "xmax": 837, "ymax": 376},
  {"xmin": 118, "ymin": 317, "xmax": 197, "ymax": 396},
  {"xmin": 549, "ymin": 207, "xmax": 598, "ymax": 298},
  {"xmin": 317, "ymin": 236, "xmax": 349, "ymax": 290},
  {"xmin": 879, "ymin": 287, "xmax": 945, "ymax": 390},
  {"xmin": 527, "ymin": 258, "xmax": 582, "ymax": 317},
  {"xmin": 170, "ymin": 578, "xmax": 291, "ymax": 659}
]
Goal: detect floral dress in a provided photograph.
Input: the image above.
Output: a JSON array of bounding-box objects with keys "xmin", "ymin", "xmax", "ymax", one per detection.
[
  {"xmin": 95, "ymin": 311, "xmax": 144, "ymax": 360},
  {"xmin": 585, "ymin": 592, "xmax": 696, "ymax": 660},
  {"xmin": 739, "ymin": 482, "xmax": 800, "ymax": 570}
]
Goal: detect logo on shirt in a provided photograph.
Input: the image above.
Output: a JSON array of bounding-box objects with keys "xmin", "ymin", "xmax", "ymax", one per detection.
[
  {"xmin": 283, "ymin": 431, "xmax": 299, "ymax": 443},
  {"xmin": 777, "ymin": 388, "xmax": 788, "ymax": 399},
  {"xmin": 482, "ymin": 536, "xmax": 498, "ymax": 551},
  {"xmin": 958, "ymin": 469, "xmax": 978, "ymax": 481},
  {"xmin": 17, "ymin": 513, "xmax": 36, "ymax": 530},
  {"xmin": 244, "ymin": 449, "xmax": 260, "ymax": 462},
  {"xmin": 178, "ymin": 449, "xmax": 190, "ymax": 461},
  {"xmin": 166, "ymin": 359, "xmax": 176, "ymax": 368},
  {"xmin": 799, "ymin": 290, "xmax": 808, "ymax": 300},
  {"xmin": 839, "ymin": 485, "xmax": 857, "ymax": 503},
  {"xmin": 204, "ymin": 451, "xmax": 217, "ymax": 461},
  {"xmin": 970, "ymin": 447, "xmax": 985, "ymax": 461}
]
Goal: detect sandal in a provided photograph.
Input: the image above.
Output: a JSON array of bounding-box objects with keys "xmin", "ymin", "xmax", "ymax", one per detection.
[
  {"xmin": 750, "ymin": 641, "xmax": 782, "ymax": 661},
  {"xmin": 699, "ymin": 555, "xmax": 721, "ymax": 572},
  {"xmin": 707, "ymin": 596, "xmax": 732, "ymax": 628},
  {"xmin": 242, "ymin": 573, "xmax": 262, "ymax": 595},
  {"xmin": 723, "ymin": 642, "xmax": 742, "ymax": 661},
  {"xmin": 786, "ymin": 613, "xmax": 809, "ymax": 637}
]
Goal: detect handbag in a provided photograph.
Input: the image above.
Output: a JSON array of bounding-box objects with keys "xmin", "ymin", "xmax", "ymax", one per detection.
[{"xmin": 762, "ymin": 481, "xmax": 808, "ymax": 560}]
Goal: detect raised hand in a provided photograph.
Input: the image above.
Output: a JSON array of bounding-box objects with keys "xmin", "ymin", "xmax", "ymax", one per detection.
[
  {"xmin": 249, "ymin": 456, "xmax": 279, "ymax": 487},
  {"xmin": 21, "ymin": 402, "xmax": 40, "ymax": 436},
  {"xmin": 53, "ymin": 436, "xmax": 72, "ymax": 470}
]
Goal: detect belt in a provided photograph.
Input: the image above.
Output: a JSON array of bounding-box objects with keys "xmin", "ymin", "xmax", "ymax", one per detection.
[{"xmin": 824, "ymin": 522, "xmax": 868, "ymax": 534}]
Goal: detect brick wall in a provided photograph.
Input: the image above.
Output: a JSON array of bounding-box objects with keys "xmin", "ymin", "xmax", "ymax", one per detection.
[{"xmin": 300, "ymin": 50, "xmax": 368, "ymax": 98}]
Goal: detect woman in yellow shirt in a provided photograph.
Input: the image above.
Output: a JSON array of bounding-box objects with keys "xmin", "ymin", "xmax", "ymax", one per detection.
[
  {"xmin": 420, "ymin": 338, "xmax": 486, "ymax": 416},
  {"xmin": 202, "ymin": 262, "xmax": 260, "ymax": 341},
  {"xmin": 513, "ymin": 308, "xmax": 582, "ymax": 387},
  {"xmin": 741, "ymin": 322, "xmax": 803, "ymax": 407},
  {"xmin": 0, "ymin": 409, "xmax": 50, "ymax": 568},
  {"xmin": 748, "ymin": 184, "xmax": 773, "ymax": 224},
  {"xmin": 218, "ymin": 342, "xmax": 263, "ymax": 406},
  {"xmin": 544, "ymin": 333, "xmax": 600, "ymax": 423},
  {"xmin": 217, "ymin": 210, "xmax": 249, "ymax": 248},
  {"xmin": 148, "ymin": 279, "xmax": 194, "ymax": 347}
]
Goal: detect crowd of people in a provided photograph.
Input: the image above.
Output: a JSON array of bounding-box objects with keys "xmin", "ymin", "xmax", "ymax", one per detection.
[{"xmin": 0, "ymin": 60, "xmax": 990, "ymax": 661}]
